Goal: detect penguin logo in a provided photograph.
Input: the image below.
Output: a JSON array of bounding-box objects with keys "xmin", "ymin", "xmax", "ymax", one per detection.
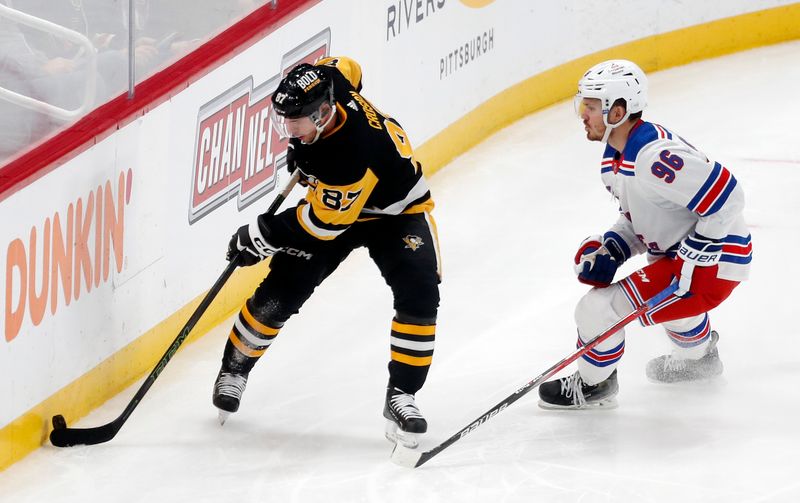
[{"xmin": 402, "ymin": 235, "xmax": 424, "ymax": 251}]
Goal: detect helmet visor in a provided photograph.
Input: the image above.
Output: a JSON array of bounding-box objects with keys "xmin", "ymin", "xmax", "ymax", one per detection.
[
  {"xmin": 573, "ymin": 94, "xmax": 585, "ymax": 117},
  {"xmin": 573, "ymin": 95, "xmax": 603, "ymax": 118},
  {"xmin": 270, "ymin": 106, "xmax": 318, "ymax": 140}
]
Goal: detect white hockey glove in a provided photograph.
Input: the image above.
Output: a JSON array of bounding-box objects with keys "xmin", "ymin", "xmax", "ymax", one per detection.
[
  {"xmin": 674, "ymin": 233, "xmax": 722, "ymax": 298},
  {"xmin": 227, "ymin": 216, "xmax": 280, "ymax": 266}
]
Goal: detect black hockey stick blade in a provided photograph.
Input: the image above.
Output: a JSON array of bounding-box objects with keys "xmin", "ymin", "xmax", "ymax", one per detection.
[{"xmin": 50, "ymin": 415, "xmax": 122, "ymax": 447}]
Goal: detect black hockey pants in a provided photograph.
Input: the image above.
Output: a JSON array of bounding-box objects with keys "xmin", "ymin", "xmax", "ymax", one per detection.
[{"xmin": 247, "ymin": 211, "xmax": 441, "ymax": 393}]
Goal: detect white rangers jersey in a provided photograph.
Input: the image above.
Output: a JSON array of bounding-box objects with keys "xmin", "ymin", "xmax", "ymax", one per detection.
[{"xmin": 599, "ymin": 121, "xmax": 752, "ymax": 282}]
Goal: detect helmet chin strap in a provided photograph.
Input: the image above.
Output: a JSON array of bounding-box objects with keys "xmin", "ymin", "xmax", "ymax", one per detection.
[
  {"xmin": 601, "ymin": 110, "xmax": 630, "ymax": 144},
  {"xmin": 302, "ymin": 105, "xmax": 337, "ymax": 145}
]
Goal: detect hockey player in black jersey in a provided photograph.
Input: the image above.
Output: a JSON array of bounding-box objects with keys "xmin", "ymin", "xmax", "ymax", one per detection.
[{"xmin": 213, "ymin": 57, "xmax": 441, "ymax": 449}]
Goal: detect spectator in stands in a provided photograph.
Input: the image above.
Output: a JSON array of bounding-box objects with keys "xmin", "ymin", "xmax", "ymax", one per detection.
[
  {"xmin": 0, "ymin": 0, "xmax": 269, "ymax": 162},
  {"xmin": 0, "ymin": 13, "xmax": 89, "ymax": 161},
  {"xmin": 8, "ymin": 0, "xmax": 157, "ymax": 100},
  {"xmin": 136, "ymin": 0, "xmax": 269, "ymax": 72}
]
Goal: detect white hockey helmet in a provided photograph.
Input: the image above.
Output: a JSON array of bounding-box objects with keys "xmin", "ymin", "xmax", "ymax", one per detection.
[{"xmin": 575, "ymin": 59, "xmax": 648, "ymax": 141}]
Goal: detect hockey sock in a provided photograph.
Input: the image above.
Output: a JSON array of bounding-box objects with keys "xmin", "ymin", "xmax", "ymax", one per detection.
[
  {"xmin": 576, "ymin": 333, "xmax": 625, "ymax": 385},
  {"xmin": 224, "ymin": 303, "xmax": 282, "ymax": 373},
  {"xmin": 664, "ymin": 314, "xmax": 712, "ymax": 359},
  {"xmin": 388, "ymin": 318, "xmax": 435, "ymax": 394}
]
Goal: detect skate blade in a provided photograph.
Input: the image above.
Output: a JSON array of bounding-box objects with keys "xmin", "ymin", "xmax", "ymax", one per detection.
[
  {"xmin": 217, "ymin": 410, "xmax": 231, "ymax": 425},
  {"xmin": 391, "ymin": 442, "xmax": 423, "ymax": 468},
  {"xmin": 537, "ymin": 397, "xmax": 618, "ymax": 410},
  {"xmin": 384, "ymin": 419, "xmax": 420, "ymax": 449}
]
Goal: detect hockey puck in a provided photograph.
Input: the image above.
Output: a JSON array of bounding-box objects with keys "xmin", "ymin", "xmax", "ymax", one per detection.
[{"xmin": 52, "ymin": 414, "xmax": 67, "ymax": 430}]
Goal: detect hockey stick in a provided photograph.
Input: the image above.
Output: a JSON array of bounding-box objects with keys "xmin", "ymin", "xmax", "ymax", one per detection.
[
  {"xmin": 391, "ymin": 282, "xmax": 679, "ymax": 468},
  {"xmin": 50, "ymin": 171, "xmax": 301, "ymax": 447}
]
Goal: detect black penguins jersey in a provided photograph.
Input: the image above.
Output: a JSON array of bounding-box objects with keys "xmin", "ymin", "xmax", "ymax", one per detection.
[{"xmin": 271, "ymin": 56, "xmax": 434, "ymax": 244}]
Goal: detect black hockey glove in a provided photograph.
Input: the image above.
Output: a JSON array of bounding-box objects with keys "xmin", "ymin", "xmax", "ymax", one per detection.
[
  {"xmin": 227, "ymin": 216, "xmax": 280, "ymax": 267},
  {"xmin": 286, "ymin": 142, "xmax": 311, "ymax": 186}
]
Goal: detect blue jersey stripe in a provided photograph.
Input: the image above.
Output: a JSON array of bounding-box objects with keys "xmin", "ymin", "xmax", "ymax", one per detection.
[
  {"xmin": 720, "ymin": 254, "xmax": 752, "ymax": 265},
  {"xmin": 702, "ymin": 176, "xmax": 737, "ymax": 216},
  {"xmin": 724, "ymin": 234, "xmax": 751, "ymax": 245},
  {"xmin": 687, "ymin": 162, "xmax": 722, "ymax": 211}
]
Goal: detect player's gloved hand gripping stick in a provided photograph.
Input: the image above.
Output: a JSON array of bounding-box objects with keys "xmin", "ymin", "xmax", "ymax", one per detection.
[
  {"xmin": 391, "ymin": 282, "xmax": 679, "ymax": 468},
  {"xmin": 49, "ymin": 171, "xmax": 301, "ymax": 447}
]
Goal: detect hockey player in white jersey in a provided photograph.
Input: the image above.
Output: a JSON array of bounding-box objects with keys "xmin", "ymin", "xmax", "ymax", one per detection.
[{"xmin": 538, "ymin": 60, "xmax": 752, "ymax": 409}]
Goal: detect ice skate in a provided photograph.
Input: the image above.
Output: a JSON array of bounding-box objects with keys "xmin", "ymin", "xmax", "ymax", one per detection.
[
  {"xmin": 538, "ymin": 369, "xmax": 619, "ymax": 410},
  {"xmin": 646, "ymin": 331, "xmax": 723, "ymax": 383},
  {"xmin": 383, "ymin": 386, "xmax": 427, "ymax": 449},
  {"xmin": 213, "ymin": 370, "xmax": 248, "ymax": 425}
]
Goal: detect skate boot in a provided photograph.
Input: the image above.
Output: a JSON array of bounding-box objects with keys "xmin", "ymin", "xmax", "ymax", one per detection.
[
  {"xmin": 646, "ymin": 331, "xmax": 723, "ymax": 383},
  {"xmin": 383, "ymin": 386, "xmax": 427, "ymax": 448},
  {"xmin": 538, "ymin": 369, "xmax": 619, "ymax": 410},
  {"xmin": 212, "ymin": 369, "xmax": 248, "ymax": 425}
]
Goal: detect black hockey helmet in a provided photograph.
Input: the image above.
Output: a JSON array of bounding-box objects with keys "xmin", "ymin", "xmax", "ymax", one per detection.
[{"xmin": 271, "ymin": 63, "xmax": 334, "ymax": 119}]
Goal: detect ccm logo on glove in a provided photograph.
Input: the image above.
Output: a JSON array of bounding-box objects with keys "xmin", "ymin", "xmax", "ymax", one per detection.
[{"xmin": 228, "ymin": 217, "xmax": 313, "ymax": 266}]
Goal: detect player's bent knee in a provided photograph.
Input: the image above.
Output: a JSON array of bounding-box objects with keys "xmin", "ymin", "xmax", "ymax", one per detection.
[
  {"xmin": 574, "ymin": 286, "xmax": 622, "ymax": 339},
  {"xmin": 575, "ymin": 287, "xmax": 614, "ymax": 321},
  {"xmin": 394, "ymin": 290, "xmax": 439, "ymax": 321},
  {"xmin": 245, "ymin": 298, "xmax": 289, "ymax": 328},
  {"xmin": 392, "ymin": 277, "xmax": 439, "ymax": 321}
]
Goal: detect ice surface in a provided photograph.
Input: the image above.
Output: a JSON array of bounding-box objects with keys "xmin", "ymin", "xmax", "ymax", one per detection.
[{"xmin": 2, "ymin": 41, "xmax": 799, "ymax": 503}]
